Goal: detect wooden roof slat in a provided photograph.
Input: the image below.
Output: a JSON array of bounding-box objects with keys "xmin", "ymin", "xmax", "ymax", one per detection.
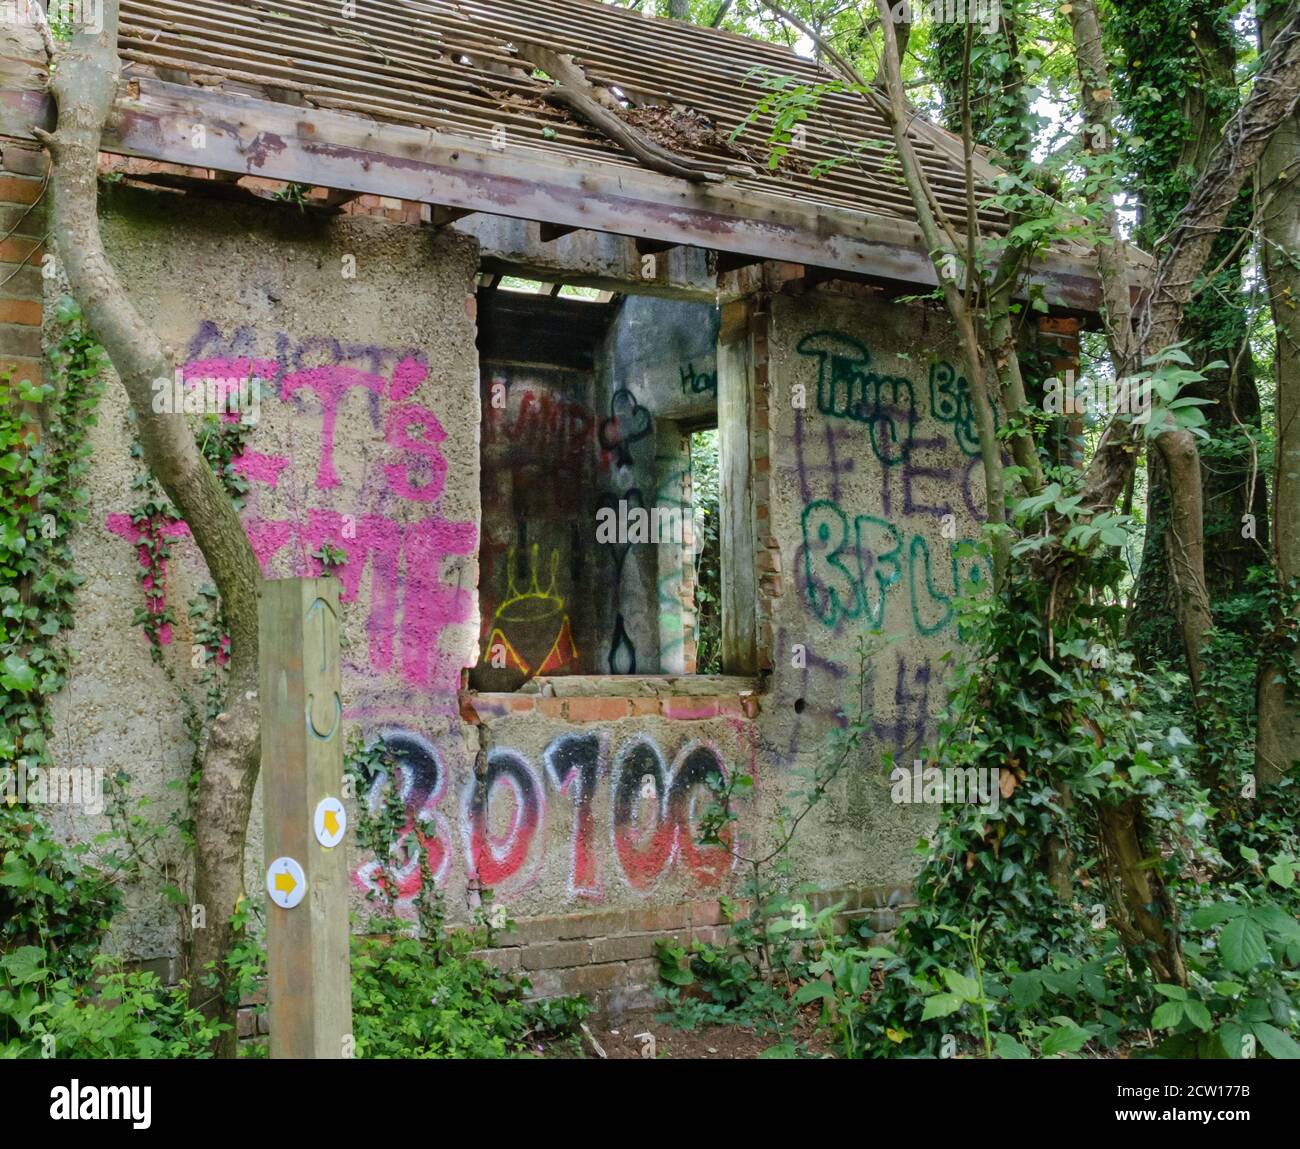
[{"xmin": 116, "ymin": 0, "xmax": 1008, "ymax": 231}]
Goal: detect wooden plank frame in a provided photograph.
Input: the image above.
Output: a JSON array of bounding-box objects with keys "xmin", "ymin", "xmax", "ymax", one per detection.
[{"xmin": 0, "ymin": 78, "xmax": 1140, "ymax": 312}]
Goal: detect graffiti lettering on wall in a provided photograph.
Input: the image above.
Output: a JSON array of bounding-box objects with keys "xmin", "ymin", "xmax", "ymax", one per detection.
[
  {"xmin": 598, "ymin": 384, "xmax": 655, "ymax": 671},
  {"xmin": 929, "ymin": 360, "xmax": 985, "ymax": 458},
  {"xmin": 482, "ymin": 376, "xmax": 598, "ymax": 518},
  {"xmin": 598, "ymin": 387, "xmax": 652, "ymax": 468},
  {"xmin": 796, "ymin": 331, "xmax": 992, "ymax": 465},
  {"xmin": 495, "ymin": 388, "xmax": 596, "ymax": 463},
  {"xmin": 782, "ymin": 325, "xmax": 994, "ymax": 772},
  {"xmin": 800, "ymin": 500, "xmax": 988, "ymax": 635},
  {"xmin": 106, "ymin": 323, "xmax": 478, "ymax": 699},
  {"xmin": 796, "ymin": 331, "xmax": 916, "ymax": 464},
  {"xmin": 353, "ymin": 730, "xmax": 735, "ymax": 907},
  {"xmin": 871, "ymin": 654, "xmax": 934, "ymax": 764},
  {"xmin": 679, "ymin": 361, "xmax": 717, "ymax": 398}
]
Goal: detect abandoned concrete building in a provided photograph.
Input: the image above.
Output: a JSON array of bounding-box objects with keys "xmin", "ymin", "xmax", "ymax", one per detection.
[{"xmin": 0, "ymin": 1, "xmax": 1131, "ymax": 1010}]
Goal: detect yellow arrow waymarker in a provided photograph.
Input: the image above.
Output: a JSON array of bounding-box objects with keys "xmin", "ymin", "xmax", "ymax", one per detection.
[
  {"xmin": 266, "ymin": 856, "xmax": 306, "ymax": 909},
  {"xmin": 314, "ymin": 796, "xmax": 347, "ymax": 848}
]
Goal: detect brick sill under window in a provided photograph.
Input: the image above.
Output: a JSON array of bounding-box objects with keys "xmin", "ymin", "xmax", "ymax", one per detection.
[{"xmin": 461, "ymin": 675, "xmax": 763, "ymax": 723}]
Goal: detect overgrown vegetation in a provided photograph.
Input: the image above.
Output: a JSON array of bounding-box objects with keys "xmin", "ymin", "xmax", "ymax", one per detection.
[
  {"xmin": 690, "ymin": 428, "xmax": 723, "ymax": 673},
  {"xmin": 654, "ymin": 531, "xmax": 1300, "ymax": 1057}
]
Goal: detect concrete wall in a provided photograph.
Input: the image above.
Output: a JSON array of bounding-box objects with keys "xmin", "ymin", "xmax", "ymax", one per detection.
[
  {"xmin": 46, "ymin": 186, "xmax": 989, "ymax": 1006},
  {"xmin": 592, "ymin": 297, "xmax": 720, "ymax": 676},
  {"xmin": 763, "ymin": 290, "xmax": 991, "ymax": 888}
]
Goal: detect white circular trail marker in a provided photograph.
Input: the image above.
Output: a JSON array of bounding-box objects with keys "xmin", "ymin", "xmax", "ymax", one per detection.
[
  {"xmin": 266, "ymin": 856, "xmax": 307, "ymax": 909},
  {"xmin": 314, "ymin": 796, "xmax": 347, "ymax": 849}
]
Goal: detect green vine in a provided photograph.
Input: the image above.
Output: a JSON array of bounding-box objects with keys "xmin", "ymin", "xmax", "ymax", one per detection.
[{"xmin": 1, "ymin": 295, "xmax": 105, "ymax": 774}]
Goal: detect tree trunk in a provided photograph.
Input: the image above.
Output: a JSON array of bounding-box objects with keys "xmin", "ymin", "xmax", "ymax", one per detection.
[
  {"xmin": 1120, "ymin": 2, "xmax": 1267, "ymax": 663},
  {"xmin": 37, "ymin": 4, "xmax": 263, "ymax": 1056},
  {"xmin": 1257, "ymin": 0, "xmax": 1300, "ymax": 784},
  {"xmin": 1065, "ymin": 0, "xmax": 1300, "ymax": 982}
]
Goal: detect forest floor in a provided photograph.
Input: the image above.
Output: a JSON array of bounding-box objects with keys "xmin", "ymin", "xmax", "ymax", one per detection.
[{"xmin": 546, "ymin": 1007, "xmax": 833, "ymax": 1059}]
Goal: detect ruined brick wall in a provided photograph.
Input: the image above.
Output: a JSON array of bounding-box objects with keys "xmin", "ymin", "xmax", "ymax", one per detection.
[{"xmin": 40, "ymin": 184, "xmax": 1013, "ymax": 1008}]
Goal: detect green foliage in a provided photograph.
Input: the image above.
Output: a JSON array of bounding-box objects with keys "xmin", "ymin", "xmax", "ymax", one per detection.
[
  {"xmin": 1, "ymin": 298, "xmax": 104, "ymax": 773},
  {"xmin": 0, "ymin": 953, "xmax": 224, "ymax": 1059},
  {"xmin": 351, "ymin": 923, "xmax": 570, "ymax": 1059},
  {"xmin": 690, "ymin": 428, "xmax": 722, "ymax": 673},
  {"xmin": 0, "ymin": 812, "xmax": 119, "ymax": 986},
  {"xmin": 310, "ymin": 542, "xmax": 349, "ymax": 572}
]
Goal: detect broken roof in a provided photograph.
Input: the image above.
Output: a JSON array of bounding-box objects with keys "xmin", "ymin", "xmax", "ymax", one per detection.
[
  {"xmin": 0, "ymin": 0, "xmax": 1134, "ymax": 311},
  {"xmin": 120, "ymin": 0, "xmax": 1000, "ymax": 229}
]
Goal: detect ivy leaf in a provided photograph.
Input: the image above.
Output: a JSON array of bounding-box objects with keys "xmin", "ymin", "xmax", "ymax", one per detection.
[
  {"xmin": 0, "ymin": 945, "xmax": 46, "ymax": 984},
  {"xmin": 1151, "ymin": 1001, "xmax": 1184, "ymax": 1029},
  {"xmin": 1267, "ymin": 858, "xmax": 1296, "ymax": 889},
  {"xmin": 1042, "ymin": 1018, "xmax": 1092, "ymax": 1055},
  {"xmin": 942, "ymin": 968, "xmax": 981, "ymax": 1001},
  {"xmin": 1253, "ymin": 1023, "xmax": 1300, "ymax": 1060},
  {"xmin": 0, "ymin": 654, "xmax": 37, "ymax": 693},
  {"xmin": 1190, "ymin": 901, "xmax": 1241, "ymax": 929},
  {"xmin": 1183, "ymin": 1001, "xmax": 1213, "ymax": 1032},
  {"xmin": 994, "ymin": 1032, "xmax": 1030, "ymax": 1059},
  {"xmin": 921, "ymin": 992, "xmax": 965, "ymax": 1020},
  {"xmin": 792, "ymin": 981, "xmax": 831, "ymax": 1005}
]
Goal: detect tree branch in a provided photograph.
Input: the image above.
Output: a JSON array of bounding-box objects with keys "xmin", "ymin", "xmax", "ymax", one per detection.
[{"xmin": 35, "ymin": 0, "xmax": 263, "ymax": 1054}]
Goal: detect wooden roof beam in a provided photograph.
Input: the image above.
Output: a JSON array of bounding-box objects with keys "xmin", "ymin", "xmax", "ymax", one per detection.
[{"xmin": 0, "ymin": 78, "xmax": 1146, "ymax": 315}]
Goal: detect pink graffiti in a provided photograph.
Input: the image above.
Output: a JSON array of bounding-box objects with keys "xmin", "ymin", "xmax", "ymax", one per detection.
[
  {"xmin": 106, "ymin": 331, "xmax": 474, "ymax": 696},
  {"xmin": 105, "ymin": 513, "xmax": 193, "ymax": 646},
  {"xmin": 281, "ymin": 364, "xmax": 387, "ymax": 489},
  {"xmin": 232, "ymin": 450, "xmax": 290, "ymax": 487}
]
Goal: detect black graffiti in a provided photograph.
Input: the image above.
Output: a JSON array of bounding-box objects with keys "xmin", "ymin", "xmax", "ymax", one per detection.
[
  {"xmin": 680, "ymin": 362, "xmax": 718, "ymax": 397},
  {"xmin": 598, "ymin": 387, "xmax": 653, "ymax": 467}
]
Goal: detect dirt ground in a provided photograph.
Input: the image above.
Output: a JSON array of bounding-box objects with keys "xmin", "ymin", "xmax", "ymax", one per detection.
[{"xmin": 546, "ymin": 1007, "xmax": 833, "ymax": 1060}]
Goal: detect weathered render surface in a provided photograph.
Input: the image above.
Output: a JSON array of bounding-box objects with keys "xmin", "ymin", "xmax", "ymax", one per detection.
[{"xmin": 48, "ymin": 187, "xmax": 989, "ymax": 1005}]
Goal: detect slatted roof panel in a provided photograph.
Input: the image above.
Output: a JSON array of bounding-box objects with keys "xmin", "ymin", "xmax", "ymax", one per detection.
[{"xmin": 118, "ymin": 0, "xmax": 1010, "ymax": 233}]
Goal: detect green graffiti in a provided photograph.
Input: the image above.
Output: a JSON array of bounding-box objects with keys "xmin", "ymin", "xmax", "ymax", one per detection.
[
  {"xmin": 802, "ymin": 500, "xmax": 865, "ymax": 626},
  {"xmin": 856, "ymin": 514, "xmax": 904, "ymax": 628},
  {"xmin": 907, "ymin": 534, "xmax": 987, "ymax": 636},
  {"xmin": 795, "ymin": 331, "xmax": 916, "ymax": 464},
  {"xmin": 929, "ymin": 360, "xmax": 995, "ymax": 458},
  {"xmin": 802, "ymin": 499, "xmax": 987, "ymax": 633}
]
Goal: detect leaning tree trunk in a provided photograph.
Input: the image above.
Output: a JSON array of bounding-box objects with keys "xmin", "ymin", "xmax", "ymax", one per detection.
[
  {"xmin": 1257, "ymin": 0, "xmax": 1300, "ymax": 785},
  {"xmin": 37, "ymin": 4, "xmax": 262, "ymax": 1056}
]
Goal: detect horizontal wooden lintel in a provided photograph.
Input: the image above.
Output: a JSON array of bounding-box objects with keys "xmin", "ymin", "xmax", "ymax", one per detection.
[{"xmin": 0, "ymin": 80, "xmax": 1137, "ymax": 312}]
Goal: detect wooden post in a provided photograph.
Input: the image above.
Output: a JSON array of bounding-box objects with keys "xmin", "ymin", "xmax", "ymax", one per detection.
[{"xmin": 259, "ymin": 577, "xmax": 352, "ymax": 1058}]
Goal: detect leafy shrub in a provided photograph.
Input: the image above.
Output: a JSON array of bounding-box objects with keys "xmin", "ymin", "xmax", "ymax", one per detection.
[
  {"xmin": 346, "ymin": 732, "xmax": 588, "ymax": 1059},
  {"xmin": 0, "ymin": 950, "xmax": 222, "ymax": 1059}
]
